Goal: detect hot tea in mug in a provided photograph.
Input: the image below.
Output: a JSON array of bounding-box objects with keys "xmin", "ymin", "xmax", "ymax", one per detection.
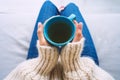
[{"xmin": 43, "ymin": 14, "xmax": 76, "ymax": 47}]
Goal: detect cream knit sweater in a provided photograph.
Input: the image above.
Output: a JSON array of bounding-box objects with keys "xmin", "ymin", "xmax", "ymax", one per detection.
[{"xmin": 4, "ymin": 38, "xmax": 115, "ymax": 80}]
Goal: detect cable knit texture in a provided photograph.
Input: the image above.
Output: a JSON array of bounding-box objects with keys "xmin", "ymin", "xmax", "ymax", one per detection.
[
  {"xmin": 4, "ymin": 38, "xmax": 115, "ymax": 80},
  {"xmin": 4, "ymin": 40, "xmax": 59, "ymax": 80}
]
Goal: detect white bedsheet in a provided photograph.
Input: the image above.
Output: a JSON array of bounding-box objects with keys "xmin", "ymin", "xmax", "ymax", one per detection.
[{"xmin": 0, "ymin": 0, "xmax": 120, "ymax": 80}]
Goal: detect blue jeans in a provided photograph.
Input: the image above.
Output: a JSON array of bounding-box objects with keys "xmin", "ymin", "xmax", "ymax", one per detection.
[{"xmin": 27, "ymin": 1, "xmax": 99, "ymax": 65}]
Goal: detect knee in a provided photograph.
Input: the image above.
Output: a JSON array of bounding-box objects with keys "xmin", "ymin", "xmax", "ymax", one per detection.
[
  {"xmin": 67, "ymin": 3, "xmax": 78, "ymax": 9},
  {"xmin": 44, "ymin": 0, "xmax": 53, "ymax": 5}
]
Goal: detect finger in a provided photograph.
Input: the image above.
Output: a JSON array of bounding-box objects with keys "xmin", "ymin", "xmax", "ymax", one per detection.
[
  {"xmin": 76, "ymin": 23, "xmax": 83, "ymax": 41},
  {"xmin": 73, "ymin": 20, "xmax": 79, "ymax": 27},
  {"xmin": 78, "ymin": 22, "xmax": 83, "ymax": 30},
  {"xmin": 37, "ymin": 22, "xmax": 45, "ymax": 44},
  {"xmin": 72, "ymin": 22, "xmax": 83, "ymax": 42},
  {"xmin": 37, "ymin": 22, "xmax": 49, "ymax": 46},
  {"xmin": 37, "ymin": 22, "xmax": 44, "ymax": 40}
]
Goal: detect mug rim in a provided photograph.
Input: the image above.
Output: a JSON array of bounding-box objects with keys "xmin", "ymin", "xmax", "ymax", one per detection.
[{"xmin": 43, "ymin": 15, "xmax": 76, "ymax": 47}]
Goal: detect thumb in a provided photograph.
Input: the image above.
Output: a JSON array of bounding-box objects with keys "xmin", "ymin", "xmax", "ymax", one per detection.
[
  {"xmin": 37, "ymin": 22, "xmax": 44, "ymax": 41},
  {"xmin": 37, "ymin": 22, "xmax": 48, "ymax": 46}
]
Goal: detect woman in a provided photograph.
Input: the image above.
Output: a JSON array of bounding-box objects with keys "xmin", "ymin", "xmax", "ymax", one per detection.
[{"xmin": 4, "ymin": 1, "xmax": 115, "ymax": 80}]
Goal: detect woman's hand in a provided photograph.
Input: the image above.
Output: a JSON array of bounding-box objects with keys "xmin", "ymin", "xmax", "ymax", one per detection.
[
  {"xmin": 72, "ymin": 20, "xmax": 83, "ymax": 42},
  {"xmin": 37, "ymin": 22, "xmax": 49, "ymax": 46}
]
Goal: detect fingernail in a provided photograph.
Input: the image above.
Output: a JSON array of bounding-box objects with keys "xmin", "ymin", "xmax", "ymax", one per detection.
[
  {"xmin": 38, "ymin": 22, "xmax": 42, "ymax": 25},
  {"xmin": 79, "ymin": 22, "xmax": 83, "ymax": 26},
  {"xmin": 38, "ymin": 22, "xmax": 42, "ymax": 28},
  {"xmin": 78, "ymin": 22, "xmax": 83, "ymax": 30},
  {"xmin": 73, "ymin": 20, "xmax": 77, "ymax": 23}
]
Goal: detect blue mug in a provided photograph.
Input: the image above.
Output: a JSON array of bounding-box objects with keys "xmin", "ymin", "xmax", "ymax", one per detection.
[{"xmin": 43, "ymin": 14, "xmax": 76, "ymax": 48}]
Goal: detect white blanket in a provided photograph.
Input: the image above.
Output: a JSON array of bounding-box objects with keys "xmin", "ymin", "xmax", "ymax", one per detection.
[{"xmin": 0, "ymin": 0, "xmax": 120, "ymax": 80}]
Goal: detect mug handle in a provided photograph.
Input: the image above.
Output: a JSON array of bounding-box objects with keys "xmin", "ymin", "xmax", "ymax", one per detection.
[{"xmin": 68, "ymin": 14, "xmax": 76, "ymax": 21}]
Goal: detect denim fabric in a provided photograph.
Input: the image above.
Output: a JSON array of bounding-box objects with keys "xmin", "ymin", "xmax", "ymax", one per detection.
[{"xmin": 27, "ymin": 1, "xmax": 99, "ymax": 65}]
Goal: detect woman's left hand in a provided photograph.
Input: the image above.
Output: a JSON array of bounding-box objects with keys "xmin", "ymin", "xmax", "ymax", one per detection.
[{"xmin": 72, "ymin": 20, "xmax": 83, "ymax": 42}]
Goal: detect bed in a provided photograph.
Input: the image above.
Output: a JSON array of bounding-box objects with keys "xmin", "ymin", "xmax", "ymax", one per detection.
[{"xmin": 0, "ymin": 0, "xmax": 120, "ymax": 80}]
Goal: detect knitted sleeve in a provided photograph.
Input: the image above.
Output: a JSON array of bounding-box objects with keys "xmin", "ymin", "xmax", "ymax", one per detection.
[
  {"xmin": 60, "ymin": 37, "xmax": 115, "ymax": 80},
  {"xmin": 50, "ymin": 61, "xmax": 63, "ymax": 80},
  {"xmin": 4, "ymin": 40, "xmax": 59, "ymax": 80}
]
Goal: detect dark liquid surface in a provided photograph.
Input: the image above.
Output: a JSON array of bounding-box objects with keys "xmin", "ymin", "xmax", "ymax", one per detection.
[{"xmin": 48, "ymin": 22, "xmax": 72, "ymax": 43}]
